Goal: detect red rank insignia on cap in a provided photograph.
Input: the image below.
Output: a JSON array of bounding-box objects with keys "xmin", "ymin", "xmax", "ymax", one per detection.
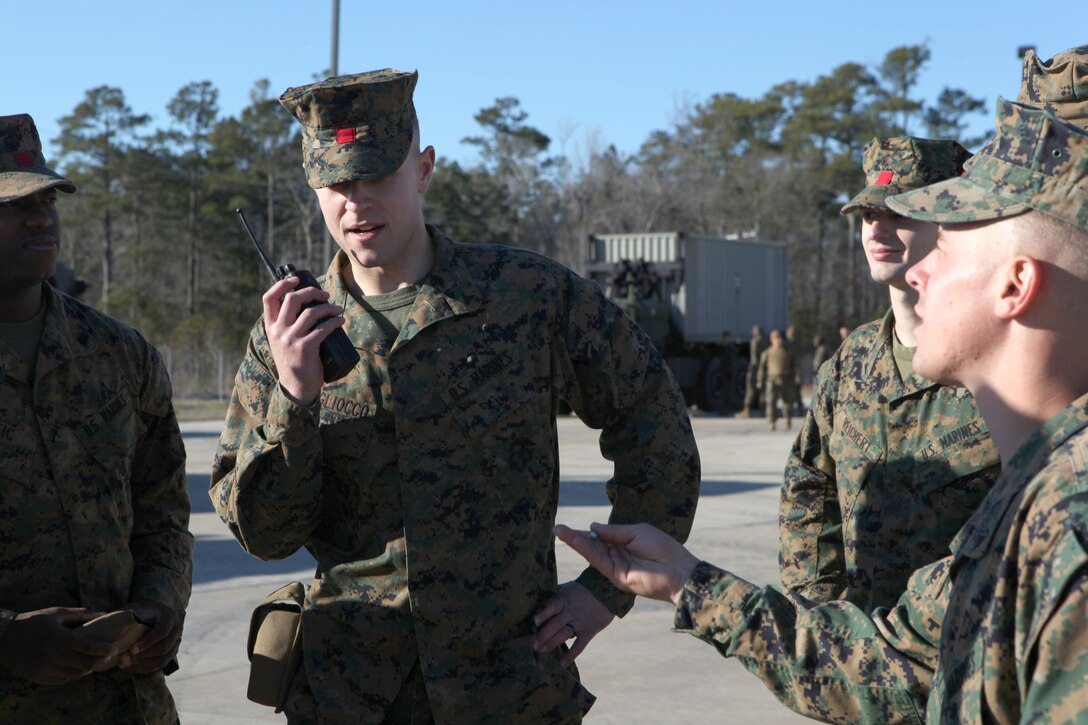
[
  {"xmin": 336, "ymin": 128, "xmax": 356, "ymax": 144},
  {"xmin": 876, "ymin": 171, "xmax": 894, "ymax": 185},
  {"xmin": 14, "ymin": 152, "xmax": 33, "ymax": 168}
]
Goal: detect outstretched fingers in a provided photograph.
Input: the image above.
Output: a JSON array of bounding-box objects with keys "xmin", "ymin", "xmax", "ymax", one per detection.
[
  {"xmin": 554, "ymin": 525, "xmax": 617, "ymax": 580},
  {"xmin": 554, "ymin": 524, "xmax": 635, "ymax": 592}
]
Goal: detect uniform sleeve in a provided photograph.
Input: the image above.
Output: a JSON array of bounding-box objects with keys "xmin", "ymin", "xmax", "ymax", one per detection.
[
  {"xmin": 555, "ymin": 274, "xmax": 700, "ymax": 617},
  {"xmin": 1020, "ymin": 525, "xmax": 1088, "ymax": 720},
  {"xmin": 674, "ymin": 558, "xmax": 948, "ymax": 724},
  {"xmin": 127, "ymin": 343, "xmax": 194, "ymax": 616},
  {"xmin": 209, "ymin": 323, "xmax": 325, "ymax": 560},
  {"xmin": 778, "ymin": 353, "xmax": 847, "ymax": 602}
]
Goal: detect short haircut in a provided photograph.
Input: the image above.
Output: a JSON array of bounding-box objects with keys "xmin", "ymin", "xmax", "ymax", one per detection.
[{"xmin": 1009, "ymin": 211, "xmax": 1088, "ymax": 279}]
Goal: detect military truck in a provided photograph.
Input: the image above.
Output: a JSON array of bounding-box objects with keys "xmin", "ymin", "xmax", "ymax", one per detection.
[{"xmin": 586, "ymin": 231, "xmax": 788, "ymax": 411}]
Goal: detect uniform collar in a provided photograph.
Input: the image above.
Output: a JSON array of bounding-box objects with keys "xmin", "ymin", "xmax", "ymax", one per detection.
[
  {"xmin": 953, "ymin": 392, "xmax": 1088, "ymax": 557},
  {"xmin": 862, "ymin": 308, "xmax": 940, "ymax": 402},
  {"xmin": 0, "ymin": 285, "xmax": 97, "ymax": 381},
  {"xmin": 38, "ymin": 285, "xmax": 99, "ymax": 377},
  {"xmin": 322, "ymin": 225, "xmax": 483, "ymax": 355}
]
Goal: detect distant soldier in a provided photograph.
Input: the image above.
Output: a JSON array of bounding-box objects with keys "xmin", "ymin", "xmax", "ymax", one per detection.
[
  {"xmin": 717, "ymin": 330, "xmax": 737, "ymax": 414},
  {"xmin": 783, "ymin": 325, "xmax": 803, "ymax": 416},
  {"xmin": 737, "ymin": 324, "xmax": 766, "ymax": 417},
  {"xmin": 756, "ymin": 330, "xmax": 796, "ymax": 431},
  {"xmin": 810, "ymin": 334, "xmax": 827, "ymax": 378},
  {"xmin": 778, "ymin": 136, "xmax": 1001, "ymax": 613},
  {"xmin": 556, "ymin": 96, "xmax": 1088, "ymax": 724}
]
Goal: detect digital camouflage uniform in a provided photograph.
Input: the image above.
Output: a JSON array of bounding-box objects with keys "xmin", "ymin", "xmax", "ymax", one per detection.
[
  {"xmin": 838, "ymin": 136, "xmax": 972, "ymax": 216},
  {"xmin": 0, "ymin": 116, "xmax": 74, "ymax": 203},
  {"xmin": 212, "ymin": 230, "xmax": 700, "ymax": 723},
  {"xmin": 674, "ymin": 392, "xmax": 1088, "ymax": 724},
  {"xmin": 210, "ymin": 69, "xmax": 699, "ymax": 723},
  {"xmin": 1017, "ymin": 45, "xmax": 1088, "ymax": 130},
  {"xmin": 278, "ymin": 69, "xmax": 420, "ymax": 189},
  {"xmin": 886, "ymin": 98, "xmax": 1088, "ymax": 229},
  {"xmin": 669, "ymin": 97, "xmax": 1088, "ymax": 725},
  {"xmin": 779, "ymin": 310, "xmax": 1000, "ymax": 612},
  {"xmin": 0, "ymin": 285, "xmax": 193, "ymax": 724},
  {"xmin": 779, "ymin": 135, "xmax": 1000, "ymax": 614}
]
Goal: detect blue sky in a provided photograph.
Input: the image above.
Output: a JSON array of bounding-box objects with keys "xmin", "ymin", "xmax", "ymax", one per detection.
[{"xmin": 7, "ymin": 1, "xmax": 1086, "ymax": 166}]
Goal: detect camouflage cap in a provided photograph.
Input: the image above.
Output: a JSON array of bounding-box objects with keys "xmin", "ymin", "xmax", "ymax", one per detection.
[
  {"xmin": 0, "ymin": 114, "xmax": 76, "ymax": 203},
  {"xmin": 279, "ymin": 69, "xmax": 418, "ymax": 189},
  {"xmin": 887, "ymin": 98, "xmax": 1088, "ymax": 231},
  {"xmin": 1017, "ymin": 46, "xmax": 1088, "ymax": 130},
  {"xmin": 841, "ymin": 137, "xmax": 971, "ymax": 215}
]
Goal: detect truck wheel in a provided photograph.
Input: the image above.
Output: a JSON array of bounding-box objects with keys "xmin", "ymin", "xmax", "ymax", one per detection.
[
  {"xmin": 701, "ymin": 356, "xmax": 725, "ymax": 412},
  {"xmin": 734, "ymin": 358, "xmax": 749, "ymax": 408}
]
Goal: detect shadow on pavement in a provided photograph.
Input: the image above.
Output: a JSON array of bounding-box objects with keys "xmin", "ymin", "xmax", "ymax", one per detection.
[
  {"xmin": 188, "ymin": 473, "xmax": 216, "ymax": 514},
  {"xmin": 181, "ymin": 430, "xmax": 221, "ymax": 439},
  {"xmin": 558, "ymin": 478, "xmax": 777, "ymax": 506},
  {"xmin": 194, "ymin": 537, "xmax": 316, "ymax": 585},
  {"xmin": 192, "ymin": 473, "xmax": 777, "ymax": 514},
  {"xmin": 700, "ymin": 479, "xmax": 779, "ymax": 495},
  {"xmin": 190, "ymin": 476, "xmax": 775, "ymax": 584}
]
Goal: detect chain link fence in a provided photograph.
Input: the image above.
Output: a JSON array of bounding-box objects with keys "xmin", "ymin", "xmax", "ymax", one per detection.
[{"xmin": 159, "ymin": 344, "xmax": 243, "ymax": 403}]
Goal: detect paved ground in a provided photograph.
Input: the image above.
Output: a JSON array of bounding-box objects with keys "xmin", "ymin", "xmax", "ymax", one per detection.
[{"xmin": 173, "ymin": 412, "xmax": 810, "ymax": 723}]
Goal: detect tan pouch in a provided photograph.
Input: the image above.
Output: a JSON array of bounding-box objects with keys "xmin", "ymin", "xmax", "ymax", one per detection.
[
  {"xmin": 79, "ymin": 610, "xmax": 151, "ymax": 672},
  {"xmin": 247, "ymin": 581, "xmax": 306, "ymax": 712}
]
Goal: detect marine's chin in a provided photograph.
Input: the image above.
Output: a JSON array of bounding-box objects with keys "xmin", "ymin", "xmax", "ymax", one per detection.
[{"xmin": 912, "ymin": 355, "xmax": 962, "ymax": 386}]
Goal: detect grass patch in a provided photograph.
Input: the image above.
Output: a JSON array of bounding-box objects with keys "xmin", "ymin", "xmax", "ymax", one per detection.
[{"xmin": 174, "ymin": 398, "xmax": 229, "ymax": 422}]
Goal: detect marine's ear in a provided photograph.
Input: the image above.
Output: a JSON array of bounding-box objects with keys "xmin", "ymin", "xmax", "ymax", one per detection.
[
  {"xmin": 417, "ymin": 146, "xmax": 436, "ymax": 195},
  {"xmin": 993, "ymin": 255, "xmax": 1041, "ymax": 320}
]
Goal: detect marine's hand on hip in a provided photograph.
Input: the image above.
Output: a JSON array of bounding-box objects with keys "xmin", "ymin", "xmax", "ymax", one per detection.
[{"xmin": 532, "ymin": 581, "xmax": 615, "ymax": 667}]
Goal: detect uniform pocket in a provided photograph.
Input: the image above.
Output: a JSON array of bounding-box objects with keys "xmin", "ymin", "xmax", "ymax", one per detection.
[
  {"xmin": 828, "ymin": 414, "xmax": 883, "ymax": 527},
  {"xmin": 75, "ymin": 390, "xmax": 144, "ymax": 485},
  {"xmin": 449, "ymin": 356, "xmax": 536, "ymax": 438},
  {"xmin": 468, "ymin": 639, "xmax": 595, "ymax": 723},
  {"xmin": 0, "ymin": 422, "xmax": 33, "ymax": 485},
  {"xmin": 912, "ymin": 425, "xmax": 998, "ymax": 494},
  {"xmin": 72, "ymin": 390, "xmax": 145, "ymax": 530}
]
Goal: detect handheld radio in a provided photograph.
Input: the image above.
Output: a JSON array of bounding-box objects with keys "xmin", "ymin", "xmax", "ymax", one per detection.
[{"xmin": 236, "ymin": 208, "xmax": 359, "ymax": 383}]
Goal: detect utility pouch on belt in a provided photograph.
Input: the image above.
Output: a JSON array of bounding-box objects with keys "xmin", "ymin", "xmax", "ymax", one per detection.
[{"xmin": 247, "ymin": 581, "xmax": 307, "ymax": 712}]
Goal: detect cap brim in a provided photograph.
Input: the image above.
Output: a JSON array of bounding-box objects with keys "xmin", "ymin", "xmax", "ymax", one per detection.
[
  {"xmin": 303, "ymin": 127, "xmax": 414, "ymax": 189},
  {"xmin": 840, "ymin": 185, "xmax": 899, "ymax": 215},
  {"xmin": 886, "ymin": 175, "xmax": 1031, "ymax": 224},
  {"xmin": 0, "ymin": 169, "xmax": 77, "ymax": 203}
]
